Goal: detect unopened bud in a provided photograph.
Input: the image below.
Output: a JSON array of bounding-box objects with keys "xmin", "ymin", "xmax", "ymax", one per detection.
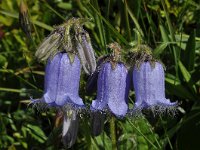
[{"xmin": 19, "ymin": 0, "xmax": 32, "ymax": 38}]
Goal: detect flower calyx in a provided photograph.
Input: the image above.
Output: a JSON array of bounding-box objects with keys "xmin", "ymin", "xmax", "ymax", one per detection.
[{"xmin": 107, "ymin": 42, "xmax": 123, "ymax": 70}]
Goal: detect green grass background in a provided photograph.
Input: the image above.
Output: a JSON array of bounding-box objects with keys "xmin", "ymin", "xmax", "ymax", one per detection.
[{"xmin": 0, "ymin": 0, "xmax": 200, "ymax": 149}]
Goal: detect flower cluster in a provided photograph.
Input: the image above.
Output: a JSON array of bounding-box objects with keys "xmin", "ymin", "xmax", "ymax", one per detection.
[
  {"xmin": 32, "ymin": 18, "xmax": 97, "ymax": 148},
  {"xmin": 33, "ymin": 18, "xmax": 177, "ymax": 148},
  {"xmin": 35, "ymin": 18, "xmax": 96, "ymax": 74}
]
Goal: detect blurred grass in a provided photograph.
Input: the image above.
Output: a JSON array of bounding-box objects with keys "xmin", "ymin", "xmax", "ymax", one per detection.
[{"xmin": 0, "ymin": 0, "xmax": 200, "ymax": 149}]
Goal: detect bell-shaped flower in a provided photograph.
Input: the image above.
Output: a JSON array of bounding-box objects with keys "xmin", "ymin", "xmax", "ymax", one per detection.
[
  {"xmin": 32, "ymin": 52, "xmax": 84, "ymax": 148},
  {"xmin": 32, "ymin": 52, "xmax": 84, "ymax": 108},
  {"xmin": 132, "ymin": 61, "xmax": 177, "ymax": 112},
  {"xmin": 91, "ymin": 62, "xmax": 130, "ymax": 117}
]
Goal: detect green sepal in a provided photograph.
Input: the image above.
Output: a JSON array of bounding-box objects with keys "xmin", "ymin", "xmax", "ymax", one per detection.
[{"xmin": 67, "ymin": 52, "xmax": 76, "ymax": 64}]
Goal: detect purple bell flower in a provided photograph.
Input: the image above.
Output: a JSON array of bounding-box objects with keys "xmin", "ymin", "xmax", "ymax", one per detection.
[
  {"xmin": 91, "ymin": 62, "xmax": 129, "ymax": 117},
  {"xmin": 33, "ymin": 52, "xmax": 84, "ymax": 108},
  {"xmin": 132, "ymin": 61, "xmax": 177, "ymax": 111}
]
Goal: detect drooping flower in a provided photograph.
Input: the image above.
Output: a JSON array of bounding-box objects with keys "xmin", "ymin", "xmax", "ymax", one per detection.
[
  {"xmin": 132, "ymin": 61, "xmax": 177, "ymax": 112},
  {"xmin": 91, "ymin": 62, "xmax": 129, "ymax": 117},
  {"xmin": 33, "ymin": 18, "xmax": 97, "ymax": 148},
  {"xmin": 90, "ymin": 61, "xmax": 129, "ymax": 136},
  {"xmin": 32, "ymin": 52, "xmax": 84, "ymax": 108},
  {"xmin": 32, "ymin": 52, "xmax": 84, "ymax": 148}
]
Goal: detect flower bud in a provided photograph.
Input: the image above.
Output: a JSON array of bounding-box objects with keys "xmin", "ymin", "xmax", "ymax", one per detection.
[
  {"xmin": 62, "ymin": 109, "xmax": 79, "ymax": 148},
  {"xmin": 90, "ymin": 111, "xmax": 105, "ymax": 136},
  {"xmin": 35, "ymin": 27, "xmax": 64, "ymax": 61},
  {"xmin": 19, "ymin": 0, "xmax": 32, "ymax": 38},
  {"xmin": 75, "ymin": 27, "xmax": 96, "ymax": 75},
  {"xmin": 86, "ymin": 55, "xmax": 110, "ymax": 93}
]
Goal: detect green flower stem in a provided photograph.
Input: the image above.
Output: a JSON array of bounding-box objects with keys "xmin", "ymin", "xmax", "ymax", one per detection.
[{"xmin": 110, "ymin": 116, "xmax": 117, "ymax": 150}]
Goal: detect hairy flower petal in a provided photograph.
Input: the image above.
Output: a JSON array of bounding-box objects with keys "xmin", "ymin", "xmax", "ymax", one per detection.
[
  {"xmin": 33, "ymin": 52, "xmax": 84, "ymax": 108},
  {"xmin": 133, "ymin": 61, "xmax": 177, "ymax": 110},
  {"xmin": 91, "ymin": 62, "xmax": 129, "ymax": 117}
]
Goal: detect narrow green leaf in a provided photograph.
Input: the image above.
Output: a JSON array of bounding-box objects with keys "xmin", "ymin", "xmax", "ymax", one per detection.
[
  {"xmin": 153, "ymin": 42, "xmax": 171, "ymax": 57},
  {"xmin": 178, "ymin": 60, "xmax": 191, "ymax": 82},
  {"xmin": 161, "ymin": 0, "xmax": 180, "ymax": 76},
  {"xmin": 175, "ymin": 33, "xmax": 200, "ymax": 50},
  {"xmin": 132, "ymin": 0, "xmax": 141, "ymax": 19},
  {"xmin": 165, "ymin": 77, "xmax": 194, "ymax": 100},
  {"xmin": 178, "ymin": 61, "xmax": 196, "ymax": 93},
  {"xmin": 124, "ymin": 0, "xmax": 131, "ymax": 41},
  {"xmin": 0, "ymin": 87, "xmax": 22, "ymax": 93},
  {"xmin": 43, "ymin": 2, "xmax": 66, "ymax": 21},
  {"xmin": 175, "ymin": 33, "xmax": 200, "ymax": 42},
  {"xmin": 184, "ymin": 30, "xmax": 196, "ymax": 71},
  {"xmin": 125, "ymin": 2, "xmax": 144, "ymax": 38},
  {"xmin": 0, "ymin": 15, "xmax": 13, "ymax": 26},
  {"xmin": 32, "ymin": 71, "xmax": 45, "ymax": 76},
  {"xmin": 90, "ymin": 0, "xmax": 106, "ymax": 49},
  {"xmin": 57, "ymin": 2, "xmax": 72, "ymax": 10},
  {"xmin": 26, "ymin": 124, "xmax": 47, "ymax": 143},
  {"xmin": 88, "ymin": 3, "xmax": 128, "ymax": 45},
  {"xmin": 128, "ymin": 119, "xmax": 158, "ymax": 149},
  {"xmin": 159, "ymin": 24, "xmax": 170, "ymax": 42},
  {"xmin": 0, "ymin": 10, "xmax": 53, "ymax": 31},
  {"xmin": 32, "ymin": 20, "xmax": 53, "ymax": 31},
  {"xmin": 0, "ymin": 10, "xmax": 17, "ymax": 19},
  {"xmin": 161, "ymin": 0, "xmax": 176, "ymax": 42}
]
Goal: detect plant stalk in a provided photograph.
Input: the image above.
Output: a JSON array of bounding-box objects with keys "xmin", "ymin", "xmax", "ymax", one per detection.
[{"xmin": 110, "ymin": 116, "xmax": 117, "ymax": 150}]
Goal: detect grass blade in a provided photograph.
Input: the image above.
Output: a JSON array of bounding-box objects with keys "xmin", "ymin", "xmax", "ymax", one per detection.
[
  {"xmin": 183, "ymin": 30, "xmax": 196, "ymax": 71},
  {"xmin": 178, "ymin": 60, "xmax": 197, "ymax": 93},
  {"xmin": 125, "ymin": 1, "xmax": 144, "ymax": 38},
  {"xmin": 0, "ymin": 10, "xmax": 53, "ymax": 31},
  {"xmin": 153, "ymin": 42, "xmax": 172, "ymax": 57},
  {"xmin": 90, "ymin": 0, "xmax": 106, "ymax": 49},
  {"xmin": 88, "ymin": 3, "xmax": 128, "ymax": 45},
  {"xmin": 128, "ymin": 119, "xmax": 158, "ymax": 149}
]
